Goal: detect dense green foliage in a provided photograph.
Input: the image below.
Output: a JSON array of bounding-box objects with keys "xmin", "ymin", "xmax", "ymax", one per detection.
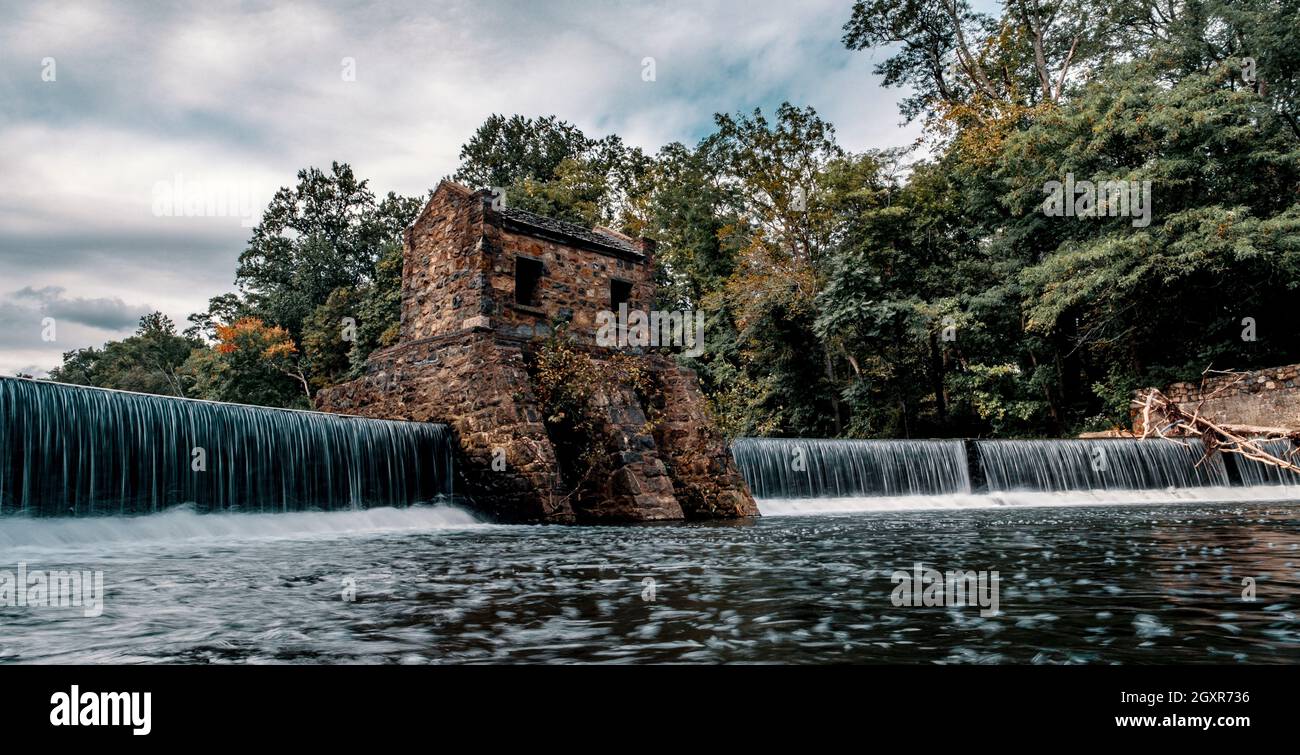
[
  {"xmin": 454, "ymin": 114, "xmax": 653, "ymax": 229},
  {"xmin": 48, "ymin": 1, "xmax": 1300, "ymax": 435}
]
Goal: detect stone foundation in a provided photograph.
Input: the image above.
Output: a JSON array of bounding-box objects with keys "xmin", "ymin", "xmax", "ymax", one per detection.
[
  {"xmin": 316, "ymin": 332, "xmax": 568, "ymax": 522},
  {"xmin": 316, "ymin": 333, "xmax": 758, "ymax": 523}
]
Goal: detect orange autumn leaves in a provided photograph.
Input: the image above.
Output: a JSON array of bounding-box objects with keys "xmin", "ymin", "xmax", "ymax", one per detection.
[
  {"xmin": 214, "ymin": 317, "xmax": 298, "ymax": 359},
  {"xmin": 213, "ymin": 317, "xmax": 311, "ymax": 398}
]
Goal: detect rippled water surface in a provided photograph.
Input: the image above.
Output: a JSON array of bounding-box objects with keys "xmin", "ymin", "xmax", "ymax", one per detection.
[{"xmin": 3, "ymin": 501, "xmax": 1299, "ymax": 663}]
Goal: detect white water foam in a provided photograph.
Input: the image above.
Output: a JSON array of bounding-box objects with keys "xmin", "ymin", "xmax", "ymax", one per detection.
[
  {"xmin": 0, "ymin": 503, "xmax": 484, "ymax": 553},
  {"xmin": 757, "ymin": 485, "xmax": 1300, "ymax": 515}
]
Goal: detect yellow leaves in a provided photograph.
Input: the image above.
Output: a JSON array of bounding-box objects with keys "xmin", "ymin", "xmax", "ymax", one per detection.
[
  {"xmin": 378, "ymin": 323, "xmax": 401, "ymax": 347},
  {"xmin": 937, "ymin": 97, "xmax": 1055, "ymax": 170},
  {"xmin": 263, "ymin": 341, "xmax": 298, "ymax": 359},
  {"xmin": 721, "ymin": 234, "xmax": 821, "ymax": 332}
]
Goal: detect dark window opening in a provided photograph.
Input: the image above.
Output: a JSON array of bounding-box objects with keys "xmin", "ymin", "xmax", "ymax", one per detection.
[
  {"xmin": 515, "ymin": 257, "xmax": 543, "ymax": 307},
  {"xmin": 610, "ymin": 279, "xmax": 633, "ymax": 311}
]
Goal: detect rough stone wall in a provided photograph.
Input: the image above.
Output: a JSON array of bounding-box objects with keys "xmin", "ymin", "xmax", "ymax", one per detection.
[
  {"xmin": 486, "ymin": 226, "xmax": 652, "ymax": 343},
  {"xmin": 645, "ymin": 356, "xmax": 761, "ymax": 518},
  {"xmin": 400, "ymin": 181, "xmax": 655, "ymax": 346},
  {"xmin": 1133, "ymin": 364, "xmax": 1300, "ymax": 433},
  {"xmin": 314, "ymin": 333, "xmax": 760, "ymax": 523},
  {"xmin": 401, "ymin": 182, "xmax": 490, "ymax": 341},
  {"xmin": 317, "ymin": 179, "xmax": 757, "ymax": 523},
  {"xmin": 572, "ymin": 365, "xmax": 684, "ymax": 522}
]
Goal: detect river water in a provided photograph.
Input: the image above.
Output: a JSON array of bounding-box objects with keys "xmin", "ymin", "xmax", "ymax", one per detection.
[{"xmin": 3, "ymin": 496, "xmax": 1298, "ymax": 664}]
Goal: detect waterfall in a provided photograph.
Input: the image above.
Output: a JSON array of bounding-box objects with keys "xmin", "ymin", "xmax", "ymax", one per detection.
[
  {"xmin": 731, "ymin": 438, "xmax": 971, "ymax": 498},
  {"xmin": 976, "ymin": 439, "xmax": 1228, "ymax": 491},
  {"xmin": 731, "ymin": 436, "xmax": 1294, "ymax": 508},
  {"xmin": 0, "ymin": 377, "xmax": 454, "ymax": 517},
  {"xmin": 1235, "ymin": 439, "xmax": 1300, "ymax": 486}
]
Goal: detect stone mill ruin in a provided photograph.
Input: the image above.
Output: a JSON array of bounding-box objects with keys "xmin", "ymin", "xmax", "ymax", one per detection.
[{"xmin": 315, "ymin": 181, "xmax": 759, "ymax": 523}]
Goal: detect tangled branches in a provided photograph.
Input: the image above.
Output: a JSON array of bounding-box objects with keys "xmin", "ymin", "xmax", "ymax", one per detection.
[{"xmin": 1134, "ymin": 388, "xmax": 1300, "ymax": 476}]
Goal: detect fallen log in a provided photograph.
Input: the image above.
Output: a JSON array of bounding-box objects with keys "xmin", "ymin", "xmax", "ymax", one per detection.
[
  {"xmin": 1077, "ymin": 429, "xmax": 1137, "ymax": 439},
  {"xmin": 1133, "ymin": 388, "xmax": 1300, "ymax": 476}
]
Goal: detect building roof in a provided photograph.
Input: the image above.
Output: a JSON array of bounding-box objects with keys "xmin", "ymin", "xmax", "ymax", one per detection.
[
  {"xmin": 496, "ymin": 204, "xmax": 644, "ymax": 259},
  {"xmin": 417, "ymin": 180, "xmax": 648, "ymax": 260}
]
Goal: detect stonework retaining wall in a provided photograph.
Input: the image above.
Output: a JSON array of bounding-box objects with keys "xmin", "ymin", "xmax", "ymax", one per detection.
[{"xmin": 1133, "ymin": 364, "xmax": 1300, "ymax": 433}]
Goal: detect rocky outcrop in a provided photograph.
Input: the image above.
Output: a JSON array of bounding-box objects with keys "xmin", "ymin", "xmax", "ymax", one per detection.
[{"xmin": 645, "ymin": 356, "xmax": 759, "ymax": 519}]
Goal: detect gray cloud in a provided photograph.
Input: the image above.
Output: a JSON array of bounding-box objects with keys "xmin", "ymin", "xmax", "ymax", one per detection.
[
  {"xmin": 10, "ymin": 286, "xmax": 61, "ymax": 302},
  {"xmin": 8, "ymin": 286, "xmax": 152, "ymax": 332},
  {"xmin": 0, "ymin": 301, "xmax": 47, "ymax": 347},
  {"xmin": 49, "ymin": 297, "xmax": 152, "ymax": 332},
  {"xmin": 0, "ymin": 286, "xmax": 157, "ymax": 375}
]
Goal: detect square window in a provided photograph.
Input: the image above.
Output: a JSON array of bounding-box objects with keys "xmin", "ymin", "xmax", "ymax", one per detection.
[
  {"xmin": 610, "ymin": 279, "xmax": 633, "ymax": 311},
  {"xmin": 515, "ymin": 257, "xmax": 543, "ymax": 306}
]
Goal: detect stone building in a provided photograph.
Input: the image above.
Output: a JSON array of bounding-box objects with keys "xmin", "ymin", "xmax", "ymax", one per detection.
[{"xmin": 316, "ymin": 181, "xmax": 758, "ymax": 523}]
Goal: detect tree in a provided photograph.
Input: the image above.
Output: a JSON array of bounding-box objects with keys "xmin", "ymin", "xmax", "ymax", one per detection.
[
  {"xmin": 301, "ymin": 287, "xmax": 361, "ymax": 391},
  {"xmin": 186, "ymin": 162, "xmax": 423, "ymax": 399},
  {"xmin": 827, "ymin": 0, "xmax": 1300, "ymax": 435},
  {"xmin": 454, "ymin": 115, "xmax": 655, "ymax": 232},
  {"xmin": 348, "ymin": 239, "xmax": 405, "ymax": 372},
  {"xmin": 48, "ymin": 313, "xmax": 201, "ymax": 397},
  {"xmin": 185, "ymin": 317, "xmax": 311, "ymax": 408},
  {"xmin": 843, "ymin": 0, "xmax": 1120, "ymax": 121},
  {"xmin": 133, "ymin": 312, "xmax": 198, "ymax": 397},
  {"xmin": 185, "ymin": 293, "xmax": 246, "ymax": 342},
  {"xmin": 234, "ymin": 162, "xmax": 421, "ymax": 340},
  {"xmin": 708, "ymin": 103, "xmax": 847, "ymax": 435},
  {"xmin": 645, "ymin": 141, "xmax": 747, "ymax": 310},
  {"xmin": 1010, "ymin": 61, "xmax": 1300, "ymax": 424},
  {"xmin": 453, "ymin": 114, "xmax": 593, "ymax": 189}
]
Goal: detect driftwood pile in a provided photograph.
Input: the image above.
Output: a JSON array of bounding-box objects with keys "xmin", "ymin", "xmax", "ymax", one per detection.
[{"xmin": 1134, "ymin": 383, "xmax": 1300, "ymax": 476}]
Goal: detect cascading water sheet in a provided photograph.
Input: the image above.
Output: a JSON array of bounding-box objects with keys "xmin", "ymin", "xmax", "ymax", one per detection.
[
  {"xmin": 731, "ymin": 438, "xmax": 971, "ymax": 498},
  {"xmin": 0, "ymin": 377, "xmax": 454, "ymax": 516},
  {"xmin": 975, "ymin": 438, "xmax": 1229, "ymax": 492},
  {"xmin": 734, "ymin": 436, "xmax": 1300, "ymax": 513},
  {"xmin": 1234, "ymin": 439, "xmax": 1300, "ymax": 487}
]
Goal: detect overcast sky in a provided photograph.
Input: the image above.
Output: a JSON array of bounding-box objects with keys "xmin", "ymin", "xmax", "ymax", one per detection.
[{"xmin": 0, "ymin": 0, "xmax": 947, "ymax": 377}]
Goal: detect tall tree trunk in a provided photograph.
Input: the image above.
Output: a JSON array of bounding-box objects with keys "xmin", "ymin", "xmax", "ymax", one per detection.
[
  {"xmin": 824, "ymin": 351, "xmax": 843, "ymax": 436},
  {"xmin": 929, "ymin": 331, "xmax": 949, "ymax": 425}
]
